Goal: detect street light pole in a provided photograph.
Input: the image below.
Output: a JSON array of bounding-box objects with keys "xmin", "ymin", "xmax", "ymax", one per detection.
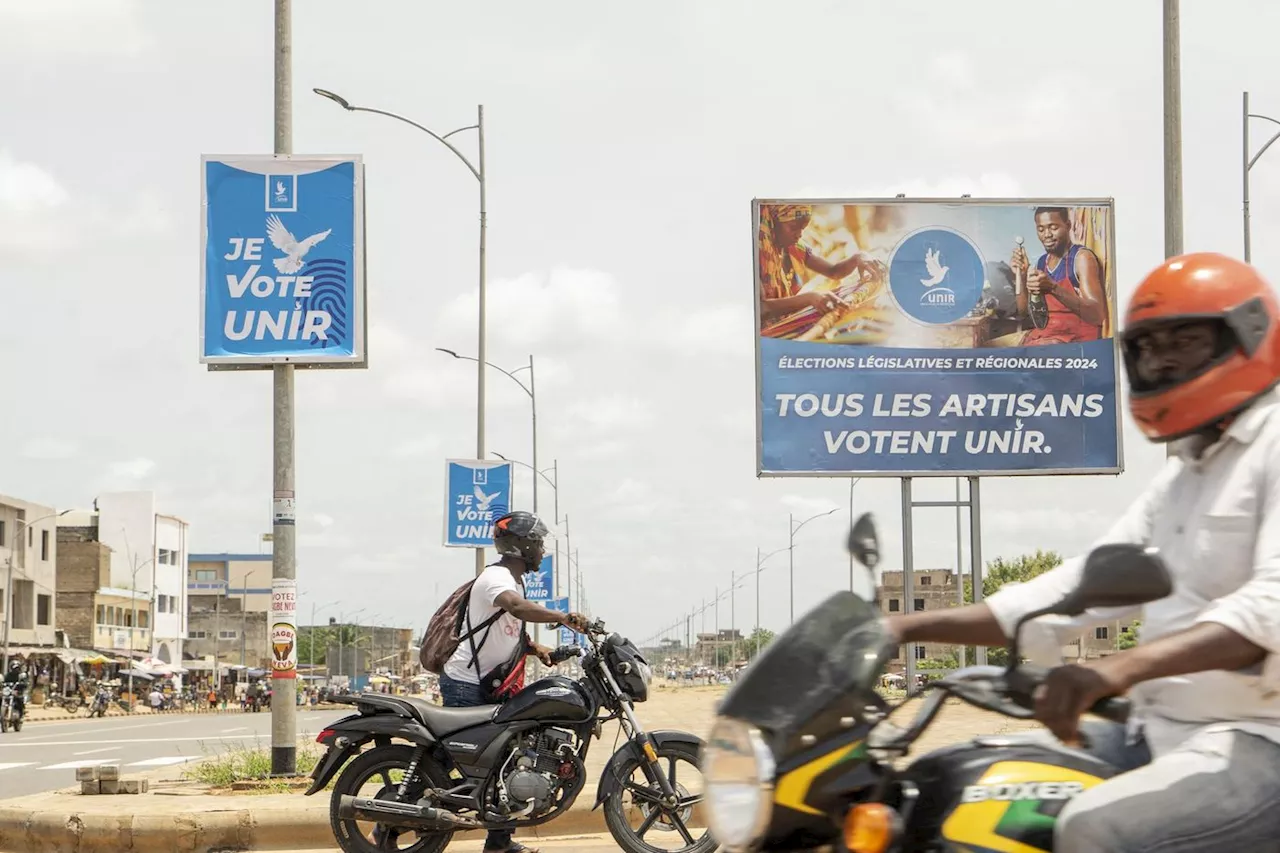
[
  {"xmin": 439, "ymin": 351, "xmax": 538, "ymax": 515},
  {"xmin": 788, "ymin": 508, "xmax": 839, "ymax": 625},
  {"xmin": 1242, "ymin": 92, "xmax": 1280, "ymax": 263},
  {"xmin": 316, "ymin": 90, "xmax": 488, "ymax": 577}
]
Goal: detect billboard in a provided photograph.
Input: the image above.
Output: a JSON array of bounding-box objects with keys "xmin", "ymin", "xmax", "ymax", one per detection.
[
  {"xmin": 547, "ymin": 597, "xmax": 578, "ymax": 647},
  {"xmin": 444, "ymin": 459, "xmax": 512, "ymax": 547},
  {"xmin": 525, "ymin": 554, "xmax": 555, "ymax": 602},
  {"xmin": 201, "ymin": 155, "xmax": 367, "ymax": 366},
  {"xmin": 754, "ymin": 199, "xmax": 1122, "ymax": 477}
]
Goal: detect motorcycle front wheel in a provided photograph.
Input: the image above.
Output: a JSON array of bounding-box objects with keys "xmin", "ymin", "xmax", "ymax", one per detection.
[
  {"xmin": 329, "ymin": 744, "xmax": 453, "ymax": 853},
  {"xmin": 603, "ymin": 740, "xmax": 715, "ymax": 853}
]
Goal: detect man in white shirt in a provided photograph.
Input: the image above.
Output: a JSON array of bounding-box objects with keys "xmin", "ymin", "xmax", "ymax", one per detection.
[
  {"xmin": 888, "ymin": 253, "xmax": 1280, "ymax": 852},
  {"xmin": 439, "ymin": 510, "xmax": 586, "ymax": 853}
]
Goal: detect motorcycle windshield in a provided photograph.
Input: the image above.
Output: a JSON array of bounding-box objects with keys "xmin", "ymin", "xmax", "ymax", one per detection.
[{"xmin": 717, "ymin": 591, "xmax": 891, "ymax": 735}]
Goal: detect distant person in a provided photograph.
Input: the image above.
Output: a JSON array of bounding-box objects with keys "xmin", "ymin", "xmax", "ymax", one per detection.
[
  {"xmin": 3, "ymin": 662, "xmax": 28, "ymax": 720},
  {"xmin": 1012, "ymin": 206, "xmax": 1108, "ymax": 344}
]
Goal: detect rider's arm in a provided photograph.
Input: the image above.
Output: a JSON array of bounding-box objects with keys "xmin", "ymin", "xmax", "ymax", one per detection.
[
  {"xmin": 494, "ymin": 591, "xmax": 571, "ymax": 626},
  {"xmin": 892, "ymin": 466, "xmax": 1172, "ymax": 654}
]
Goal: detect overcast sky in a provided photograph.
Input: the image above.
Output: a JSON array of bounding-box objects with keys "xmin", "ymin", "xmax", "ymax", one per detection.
[{"xmin": 3, "ymin": 1, "xmax": 1279, "ymax": 645}]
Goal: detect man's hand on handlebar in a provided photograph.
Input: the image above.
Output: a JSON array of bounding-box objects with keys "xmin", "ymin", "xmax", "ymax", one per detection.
[
  {"xmin": 562, "ymin": 612, "xmax": 589, "ymax": 631},
  {"xmin": 1033, "ymin": 659, "xmax": 1129, "ymax": 744}
]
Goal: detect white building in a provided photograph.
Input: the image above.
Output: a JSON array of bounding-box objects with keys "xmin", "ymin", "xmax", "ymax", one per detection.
[
  {"xmin": 60, "ymin": 492, "xmax": 190, "ymax": 665},
  {"xmin": 0, "ymin": 493, "xmax": 60, "ymax": 650}
]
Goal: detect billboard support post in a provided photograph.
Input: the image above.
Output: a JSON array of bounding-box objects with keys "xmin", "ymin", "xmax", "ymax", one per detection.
[{"xmin": 900, "ymin": 475, "xmax": 986, "ymax": 686}]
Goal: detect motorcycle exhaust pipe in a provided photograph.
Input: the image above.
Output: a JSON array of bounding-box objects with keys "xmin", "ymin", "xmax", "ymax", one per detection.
[{"xmin": 337, "ymin": 795, "xmax": 482, "ymax": 830}]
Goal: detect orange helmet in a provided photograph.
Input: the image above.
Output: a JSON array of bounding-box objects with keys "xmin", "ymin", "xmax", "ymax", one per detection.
[{"xmin": 1123, "ymin": 252, "xmax": 1280, "ymax": 441}]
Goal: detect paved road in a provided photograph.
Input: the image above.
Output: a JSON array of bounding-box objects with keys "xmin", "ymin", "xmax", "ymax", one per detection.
[
  {"xmin": 285, "ymin": 834, "xmax": 623, "ymax": 853},
  {"xmin": 0, "ymin": 706, "xmax": 350, "ymax": 800}
]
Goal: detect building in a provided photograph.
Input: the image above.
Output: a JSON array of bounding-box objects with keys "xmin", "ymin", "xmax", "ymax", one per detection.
[
  {"xmin": 186, "ymin": 553, "xmax": 273, "ymax": 672},
  {"xmin": 876, "ymin": 569, "xmax": 962, "ymax": 668},
  {"xmin": 57, "ymin": 491, "xmax": 190, "ymax": 665},
  {"xmin": 317, "ymin": 625, "xmax": 415, "ymax": 681},
  {"xmin": 0, "ymin": 493, "xmax": 61, "ymax": 650},
  {"xmin": 55, "ymin": 526, "xmax": 151, "ymax": 654},
  {"xmin": 874, "ymin": 568, "xmax": 1128, "ymax": 668},
  {"xmin": 694, "ymin": 629, "xmax": 743, "ymax": 665}
]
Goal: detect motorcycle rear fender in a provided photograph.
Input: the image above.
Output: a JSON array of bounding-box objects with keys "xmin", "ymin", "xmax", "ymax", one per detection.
[
  {"xmin": 594, "ymin": 730, "xmax": 703, "ymax": 809},
  {"xmin": 303, "ymin": 713, "xmax": 438, "ymax": 796}
]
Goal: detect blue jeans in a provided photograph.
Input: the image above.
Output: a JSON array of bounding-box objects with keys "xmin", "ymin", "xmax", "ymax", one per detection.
[{"xmin": 438, "ymin": 674, "xmax": 512, "ymax": 851}]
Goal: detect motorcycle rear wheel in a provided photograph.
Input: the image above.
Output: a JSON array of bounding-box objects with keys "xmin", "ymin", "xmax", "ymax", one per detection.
[{"xmin": 329, "ymin": 744, "xmax": 453, "ymax": 853}]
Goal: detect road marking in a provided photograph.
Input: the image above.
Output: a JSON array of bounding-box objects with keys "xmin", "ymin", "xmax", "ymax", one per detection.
[
  {"xmin": 221, "ymin": 727, "xmax": 249, "ymax": 733},
  {"xmin": 42, "ymin": 759, "xmax": 118, "ymax": 770},
  {"xmin": 127, "ymin": 756, "xmax": 197, "ymax": 767},
  {"xmin": 72, "ymin": 747, "xmax": 120, "ymax": 756},
  {"xmin": 0, "ymin": 763, "xmax": 35, "ymax": 771},
  {"xmin": 7, "ymin": 735, "xmax": 281, "ymax": 748}
]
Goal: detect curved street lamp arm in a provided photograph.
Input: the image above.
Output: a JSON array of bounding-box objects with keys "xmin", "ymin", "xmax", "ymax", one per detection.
[
  {"xmin": 490, "ymin": 453, "xmax": 558, "ymax": 489},
  {"xmin": 792, "ymin": 507, "xmax": 839, "ymax": 536},
  {"xmin": 336, "ymin": 101, "xmax": 481, "ymax": 182},
  {"xmin": 1249, "ymin": 113, "xmax": 1280, "ymax": 130},
  {"xmin": 1250, "ymin": 128, "xmax": 1280, "ymax": 171},
  {"xmin": 435, "ymin": 349, "xmax": 532, "ymax": 397}
]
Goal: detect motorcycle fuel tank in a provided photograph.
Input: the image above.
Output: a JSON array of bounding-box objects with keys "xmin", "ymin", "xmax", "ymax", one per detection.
[
  {"xmin": 900, "ymin": 738, "xmax": 1119, "ymax": 852},
  {"xmin": 493, "ymin": 676, "xmax": 594, "ymax": 724}
]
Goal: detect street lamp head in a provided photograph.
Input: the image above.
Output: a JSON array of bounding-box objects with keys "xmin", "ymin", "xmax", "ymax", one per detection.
[
  {"xmin": 435, "ymin": 347, "xmax": 461, "ymax": 359},
  {"xmin": 313, "ymin": 88, "xmax": 353, "ymax": 110}
]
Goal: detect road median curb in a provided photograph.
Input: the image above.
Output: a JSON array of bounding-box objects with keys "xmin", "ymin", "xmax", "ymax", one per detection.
[{"xmin": 0, "ymin": 795, "xmax": 611, "ymax": 852}]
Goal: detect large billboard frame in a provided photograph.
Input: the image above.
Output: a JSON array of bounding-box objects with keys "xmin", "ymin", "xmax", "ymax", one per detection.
[
  {"xmin": 200, "ymin": 154, "xmax": 369, "ymax": 371},
  {"xmin": 752, "ymin": 196, "xmax": 1123, "ymax": 479}
]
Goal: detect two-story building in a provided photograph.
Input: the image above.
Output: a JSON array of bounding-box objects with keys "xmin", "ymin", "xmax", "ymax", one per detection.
[
  {"xmin": 55, "ymin": 524, "xmax": 152, "ymax": 655},
  {"xmin": 186, "ymin": 554, "xmax": 273, "ymax": 672},
  {"xmin": 0, "ymin": 493, "xmax": 61, "ymax": 651}
]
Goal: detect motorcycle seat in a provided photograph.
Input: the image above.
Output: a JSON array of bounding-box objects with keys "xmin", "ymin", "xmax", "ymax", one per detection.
[{"xmin": 353, "ymin": 693, "xmax": 498, "ymax": 736}]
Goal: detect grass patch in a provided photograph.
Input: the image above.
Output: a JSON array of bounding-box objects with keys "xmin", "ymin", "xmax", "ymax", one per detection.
[{"xmin": 184, "ymin": 737, "xmax": 324, "ymax": 793}]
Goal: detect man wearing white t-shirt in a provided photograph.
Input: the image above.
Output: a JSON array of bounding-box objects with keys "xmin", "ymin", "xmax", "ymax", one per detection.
[{"xmin": 439, "ymin": 511, "xmax": 586, "ymax": 853}]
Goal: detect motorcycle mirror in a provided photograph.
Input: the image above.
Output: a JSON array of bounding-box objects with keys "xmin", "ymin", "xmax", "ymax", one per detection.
[
  {"xmin": 846, "ymin": 513, "xmax": 880, "ymax": 570},
  {"xmin": 1006, "ymin": 544, "xmax": 1171, "ymax": 671},
  {"xmin": 1054, "ymin": 544, "xmax": 1172, "ymax": 615}
]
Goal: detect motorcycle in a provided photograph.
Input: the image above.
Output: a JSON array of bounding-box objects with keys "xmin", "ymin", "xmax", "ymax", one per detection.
[
  {"xmin": 0, "ymin": 684, "xmax": 24, "ymax": 733},
  {"xmin": 89, "ymin": 686, "xmax": 111, "ymax": 718},
  {"xmin": 700, "ymin": 513, "xmax": 1173, "ymax": 853},
  {"xmin": 306, "ymin": 619, "xmax": 713, "ymax": 853}
]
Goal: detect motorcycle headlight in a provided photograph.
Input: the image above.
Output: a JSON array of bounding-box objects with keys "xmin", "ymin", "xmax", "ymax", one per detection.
[{"xmin": 701, "ymin": 717, "xmax": 775, "ymax": 852}]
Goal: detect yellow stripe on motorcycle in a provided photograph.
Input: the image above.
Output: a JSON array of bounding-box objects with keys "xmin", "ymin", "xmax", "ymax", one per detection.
[
  {"xmin": 940, "ymin": 761, "xmax": 1104, "ymax": 853},
  {"xmin": 773, "ymin": 741, "xmax": 863, "ymax": 816}
]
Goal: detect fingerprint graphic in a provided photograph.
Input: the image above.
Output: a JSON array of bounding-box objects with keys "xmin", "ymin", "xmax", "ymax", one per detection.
[
  {"xmin": 300, "ymin": 259, "xmax": 349, "ymax": 349},
  {"xmin": 488, "ymin": 502, "xmax": 509, "ymax": 521}
]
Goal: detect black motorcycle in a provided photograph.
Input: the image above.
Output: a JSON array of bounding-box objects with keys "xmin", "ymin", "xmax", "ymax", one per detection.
[
  {"xmin": 0, "ymin": 684, "xmax": 24, "ymax": 732},
  {"xmin": 306, "ymin": 619, "xmax": 714, "ymax": 853}
]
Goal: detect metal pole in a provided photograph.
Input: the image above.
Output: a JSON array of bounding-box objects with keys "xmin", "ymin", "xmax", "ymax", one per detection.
[
  {"xmin": 788, "ymin": 514, "xmax": 795, "ymax": 625},
  {"xmin": 730, "ymin": 571, "xmax": 736, "ymax": 664},
  {"xmin": 529, "ymin": 356, "xmax": 538, "ymax": 514},
  {"xmin": 955, "ymin": 477, "xmax": 965, "ymax": 668},
  {"xmin": 1, "ymin": 556, "xmax": 11, "ymax": 676},
  {"xmin": 269, "ymin": 0, "xmax": 298, "ymax": 775},
  {"xmin": 474, "ymin": 104, "xmax": 488, "ymax": 579},
  {"xmin": 1163, "ymin": 0, "xmax": 1183, "ymax": 262},
  {"xmin": 969, "ymin": 477, "xmax": 985, "ymax": 666},
  {"xmin": 901, "ymin": 478, "xmax": 915, "ymax": 689},
  {"xmin": 755, "ymin": 557, "xmax": 761, "ymax": 660},
  {"xmin": 1245, "ymin": 91, "xmax": 1252, "ymax": 263}
]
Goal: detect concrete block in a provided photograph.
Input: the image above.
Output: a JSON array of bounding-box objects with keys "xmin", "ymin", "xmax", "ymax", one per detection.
[
  {"xmin": 120, "ymin": 778, "xmax": 144, "ymax": 794},
  {"xmin": 98, "ymin": 779, "xmax": 120, "ymax": 794},
  {"xmin": 76, "ymin": 766, "xmax": 100, "ymax": 781},
  {"xmin": 80, "ymin": 779, "xmax": 100, "ymax": 795},
  {"xmin": 97, "ymin": 764, "xmax": 120, "ymax": 781}
]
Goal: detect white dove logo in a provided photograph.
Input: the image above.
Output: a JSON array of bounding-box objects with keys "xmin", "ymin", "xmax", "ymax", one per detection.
[
  {"xmin": 266, "ymin": 215, "xmax": 332, "ymax": 275},
  {"xmin": 274, "ymin": 180, "xmax": 288, "ymax": 201},
  {"xmin": 474, "ymin": 485, "xmax": 500, "ymax": 512},
  {"xmin": 920, "ymin": 247, "xmax": 949, "ymax": 287}
]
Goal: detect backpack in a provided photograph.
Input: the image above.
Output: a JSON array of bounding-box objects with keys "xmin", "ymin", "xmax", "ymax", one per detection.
[{"xmin": 419, "ymin": 579, "xmax": 505, "ymax": 674}]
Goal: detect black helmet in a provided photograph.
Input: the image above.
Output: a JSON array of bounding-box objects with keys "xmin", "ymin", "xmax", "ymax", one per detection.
[{"xmin": 493, "ymin": 511, "xmax": 548, "ymax": 570}]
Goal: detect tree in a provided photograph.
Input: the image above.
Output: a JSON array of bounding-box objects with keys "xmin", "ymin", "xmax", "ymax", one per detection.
[
  {"xmin": 1118, "ymin": 620, "xmax": 1141, "ymax": 650},
  {"xmin": 744, "ymin": 628, "xmax": 775, "ymax": 660},
  {"xmin": 953, "ymin": 550, "xmax": 1064, "ymax": 666}
]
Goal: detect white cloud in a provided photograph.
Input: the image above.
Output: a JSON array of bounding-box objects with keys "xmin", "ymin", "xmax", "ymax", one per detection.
[
  {"xmin": 108, "ymin": 458, "xmax": 156, "ymax": 480},
  {"xmin": 313, "ymin": 514, "xmax": 336, "ymax": 528},
  {"xmin": 780, "ymin": 495, "xmax": 842, "ymax": 519},
  {"xmin": 21, "ymin": 438, "xmax": 78, "ymax": 460},
  {"xmin": 0, "ymin": 0, "xmax": 151, "ymax": 58},
  {"xmin": 667, "ymin": 304, "xmax": 754, "ymax": 358},
  {"xmin": 0, "ymin": 150, "xmax": 67, "ymax": 213},
  {"xmin": 435, "ymin": 268, "xmax": 625, "ymax": 349},
  {"xmin": 563, "ymin": 395, "xmax": 654, "ymax": 434}
]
